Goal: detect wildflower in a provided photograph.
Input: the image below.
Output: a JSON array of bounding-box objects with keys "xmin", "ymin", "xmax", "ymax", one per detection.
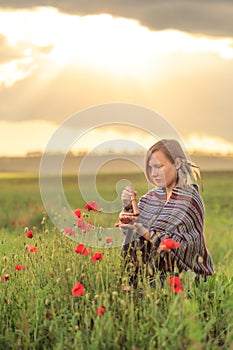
[
  {"xmin": 41, "ymin": 217, "xmax": 46, "ymax": 225},
  {"xmin": 75, "ymin": 244, "xmax": 91, "ymax": 256},
  {"xmin": 64, "ymin": 227, "xmax": 76, "ymax": 236},
  {"xmin": 26, "ymin": 230, "xmax": 33, "ymax": 239},
  {"xmin": 85, "ymin": 221, "xmax": 93, "ymax": 233},
  {"xmin": 72, "ymin": 282, "xmax": 85, "ymax": 296},
  {"xmin": 168, "ymin": 276, "xmax": 184, "ymax": 294},
  {"xmin": 123, "ymin": 285, "xmax": 131, "ymax": 292},
  {"xmin": 26, "ymin": 244, "xmax": 38, "ymax": 253},
  {"xmin": 96, "ymin": 306, "xmax": 105, "ymax": 315},
  {"xmin": 1, "ymin": 274, "xmax": 9, "ymax": 282},
  {"xmin": 82, "ymin": 212, "xmax": 90, "ymax": 219},
  {"xmin": 160, "ymin": 238, "xmax": 180, "ymax": 251},
  {"xmin": 91, "ymin": 252, "xmax": 103, "ymax": 262},
  {"xmin": 106, "ymin": 236, "xmax": 112, "ymax": 244},
  {"xmin": 74, "ymin": 209, "xmax": 82, "ymax": 218},
  {"xmin": 76, "ymin": 218, "xmax": 86, "ymax": 231},
  {"xmin": 84, "ymin": 201, "xmax": 98, "ymax": 211},
  {"xmin": 14, "ymin": 264, "xmax": 26, "ymax": 271}
]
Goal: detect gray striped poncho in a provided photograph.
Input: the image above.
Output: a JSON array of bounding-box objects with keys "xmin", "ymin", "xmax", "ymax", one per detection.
[{"xmin": 121, "ymin": 184, "xmax": 214, "ymax": 280}]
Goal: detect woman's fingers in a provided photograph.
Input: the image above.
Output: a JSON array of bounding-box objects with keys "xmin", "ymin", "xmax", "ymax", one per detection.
[{"xmin": 121, "ymin": 185, "xmax": 135, "ymax": 205}]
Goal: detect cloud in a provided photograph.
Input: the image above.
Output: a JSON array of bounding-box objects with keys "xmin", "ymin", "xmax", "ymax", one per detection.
[
  {"xmin": 1, "ymin": 119, "xmax": 233, "ymax": 157},
  {"xmin": 0, "ymin": 0, "xmax": 233, "ymax": 37},
  {"xmin": 0, "ymin": 44, "xmax": 53, "ymax": 87},
  {"xmin": 0, "ymin": 52, "xmax": 232, "ymax": 144},
  {"xmin": 0, "ymin": 34, "xmax": 22, "ymax": 63},
  {"xmin": 0, "ymin": 6, "xmax": 232, "ymax": 151},
  {"xmin": 184, "ymin": 134, "xmax": 233, "ymax": 155}
]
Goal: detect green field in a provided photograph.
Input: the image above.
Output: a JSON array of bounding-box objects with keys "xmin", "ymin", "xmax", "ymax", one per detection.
[{"xmin": 0, "ymin": 172, "xmax": 233, "ymax": 349}]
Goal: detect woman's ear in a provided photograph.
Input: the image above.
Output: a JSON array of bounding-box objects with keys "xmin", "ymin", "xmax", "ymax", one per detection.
[{"xmin": 175, "ymin": 157, "xmax": 182, "ymax": 170}]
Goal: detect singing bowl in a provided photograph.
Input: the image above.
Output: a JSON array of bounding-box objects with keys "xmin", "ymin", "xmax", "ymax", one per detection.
[{"xmin": 119, "ymin": 212, "xmax": 139, "ymax": 224}]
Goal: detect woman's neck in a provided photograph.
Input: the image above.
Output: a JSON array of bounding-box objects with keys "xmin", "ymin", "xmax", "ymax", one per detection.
[{"xmin": 166, "ymin": 186, "xmax": 177, "ymax": 202}]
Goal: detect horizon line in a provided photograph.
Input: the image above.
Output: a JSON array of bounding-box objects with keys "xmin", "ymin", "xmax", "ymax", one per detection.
[{"xmin": 0, "ymin": 150, "xmax": 233, "ymax": 158}]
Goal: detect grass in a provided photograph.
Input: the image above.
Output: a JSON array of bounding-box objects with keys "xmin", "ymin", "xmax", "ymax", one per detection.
[{"xmin": 0, "ymin": 172, "xmax": 233, "ymax": 349}]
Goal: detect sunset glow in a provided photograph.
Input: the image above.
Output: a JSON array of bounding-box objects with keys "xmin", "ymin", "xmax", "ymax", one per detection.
[
  {"xmin": 0, "ymin": 7, "xmax": 233, "ymax": 86},
  {"xmin": 1, "ymin": 120, "xmax": 233, "ymax": 157},
  {"xmin": 0, "ymin": 5, "xmax": 232, "ymax": 159},
  {"xmin": 185, "ymin": 135, "xmax": 233, "ymax": 156}
]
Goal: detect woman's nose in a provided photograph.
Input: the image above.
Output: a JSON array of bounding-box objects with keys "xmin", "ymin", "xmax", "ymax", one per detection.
[{"xmin": 151, "ymin": 168, "xmax": 158, "ymax": 177}]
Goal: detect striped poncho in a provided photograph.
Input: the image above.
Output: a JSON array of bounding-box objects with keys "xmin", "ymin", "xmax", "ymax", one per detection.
[{"xmin": 121, "ymin": 184, "xmax": 214, "ymax": 280}]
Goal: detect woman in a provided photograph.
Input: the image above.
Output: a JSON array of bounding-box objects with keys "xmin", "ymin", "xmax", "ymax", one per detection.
[{"xmin": 119, "ymin": 139, "xmax": 214, "ymax": 287}]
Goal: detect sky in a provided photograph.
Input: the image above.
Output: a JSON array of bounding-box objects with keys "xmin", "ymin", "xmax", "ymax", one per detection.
[{"xmin": 0, "ymin": 0, "xmax": 233, "ymax": 157}]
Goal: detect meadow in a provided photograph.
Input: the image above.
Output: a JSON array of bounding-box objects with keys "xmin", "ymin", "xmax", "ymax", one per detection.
[{"xmin": 0, "ymin": 171, "xmax": 233, "ymax": 350}]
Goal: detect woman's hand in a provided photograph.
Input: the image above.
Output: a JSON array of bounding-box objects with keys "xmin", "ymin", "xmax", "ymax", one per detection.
[
  {"xmin": 119, "ymin": 222, "xmax": 151, "ymax": 240},
  {"xmin": 121, "ymin": 184, "xmax": 135, "ymax": 208}
]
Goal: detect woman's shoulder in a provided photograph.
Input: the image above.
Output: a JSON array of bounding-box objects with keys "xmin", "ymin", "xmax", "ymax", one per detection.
[
  {"xmin": 174, "ymin": 184, "xmax": 204, "ymax": 210},
  {"xmin": 144, "ymin": 187, "xmax": 166, "ymax": 197},
  {"xmin": 139, "ymin": 188, "xmax": 166, "ymax": 202},
  {"xmin": 174, "ymin": 183, "xmax": 200, "ymax": 197}
]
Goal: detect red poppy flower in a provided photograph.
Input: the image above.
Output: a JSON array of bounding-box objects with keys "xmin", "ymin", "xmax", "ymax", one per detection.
[
  {"xmin": 168, "ymin": 276, "xmax": 184, "ymax": 294},
  {"xmin": 1, "ymin": 274, "xmax": 9, "ymax": 282},
  {"xmin": 26, "ymin": 230, "xmax": 33, "ymax": 239},
  {"xmin": 64, "ymin": 227, "xmax": 76, "ymax": 235},
  {"xmin": 84, "ymin": 201, "xmax": 98, "ymax": 211},
  {"xmin": 72, "ymin": 282, "xmax": 85, "ymax": 296},
  {"xmin": 160, "ymin": 238, "xmax": 180, "ymax": 251},
  {"xmin": 105, "ymin": 236, "xmax": 112, "ymax": 244},
  {"xmin": 74, "ymin": 209, "xmax": 82, "ymax": 218},
  {"xmin": 76, "ymin": 218, "xmax": 86, "ymax": 231},
  {"xmin": 91, "ymin": 252, "xmax": 103, "ymax": 262},
  {"xmin": 26, "ymin": 244, "xmax": 38, "ymax": 253},
  {"xmin": 75, "ymin": 244, "xmax": 91, "ymax": 256},
  {"xmin": 14, "ymin": 264, "xmax": 26, "ymax": 271},
  {"xmin": 96, "ymin": 306, "xmax": 105, "ymax": 315}
]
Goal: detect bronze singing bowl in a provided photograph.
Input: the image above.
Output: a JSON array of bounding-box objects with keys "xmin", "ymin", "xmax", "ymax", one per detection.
[
  {"xmin": 118, "ymin": 211, "xmax": 139, "ymax": 224},
  {"xmin": 115, "ymin": 189, "xmax": 139, "ymax": 226}
]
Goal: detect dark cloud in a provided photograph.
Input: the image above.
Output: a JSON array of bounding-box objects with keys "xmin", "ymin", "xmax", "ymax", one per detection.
[{"xmin": 0, "ymin": 0, "xmax": 233, "ymax": 37}]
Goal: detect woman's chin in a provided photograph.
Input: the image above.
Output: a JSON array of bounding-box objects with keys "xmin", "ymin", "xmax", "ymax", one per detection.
[{"xmin": 155, "ymin": 181, "xmax": 165, "ymax": 188}]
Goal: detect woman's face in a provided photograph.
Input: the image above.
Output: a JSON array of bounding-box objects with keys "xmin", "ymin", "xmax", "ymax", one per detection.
[{"xmin": 148, "ymin": 150, "xmax": 178, "ymax": 191}]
